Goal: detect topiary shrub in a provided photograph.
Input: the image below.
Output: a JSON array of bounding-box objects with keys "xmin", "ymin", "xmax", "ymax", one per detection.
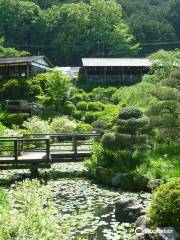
[
  {"xmin": 64, "ymin": 101, "xmax": 76, "ymax": 116},
  {"xmin": 75, "ymin": 121, "xmax": 92, "ymax": 132},
  {"xmin": 72, "ymin": 110, "xmax": 84, "ymax": 121},
  {"xmin": 88, "ymin": 102, "xmax": 105, "ymax": 111},
  {"xmin": 76, "ymin": 101, "xmax": 88, "ymax": 111},
  {"xmin": 148, "ymin": 178, "xmax": 180, "ymax": 232},
  {"xmin": 84, "ymin": 111, "xmax": 102, "ymax": 124}
]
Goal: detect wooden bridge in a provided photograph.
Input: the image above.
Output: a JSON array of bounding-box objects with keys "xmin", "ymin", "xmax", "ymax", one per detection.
[{"xmin": 0, "ymin": 133, "xmax": 100, "ymax": 176}]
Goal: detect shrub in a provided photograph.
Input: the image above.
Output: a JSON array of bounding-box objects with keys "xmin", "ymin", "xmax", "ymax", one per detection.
[
  {"xmin": 102, "ymin": 133, "xmax": 132, "ymax": 150},
  {"xmin": 22, "ymin": 116, "xmax": 50, "ymax": 134},
  {"xmin": 71, "ymin": 93, "xmax": 87, "ymax": 104},
  {"xmin": 92, "ymin": 119, "xmax": 108, "ymax": 133},
  {"xmin": 84, "ymin": 111, "xmax": 102, "ymax": 124},
  {"xmin": 76, "ymin": 101, "xmax": 88, "ymax": 111},
  {"xmin": 75, "ymin": 121, "xmax": 92, "ymax": 132},
  {"xmin": 118, "ymin": 106, "xmax": 143, "ymax": 119},
  {"xmin": 88, "ymin": 102, "xmax": 105, "ymax": 111},
  {"xmin": 0, "ymin": 122, "xmax": 7, "ymax": 136},
  {"xmin": 116, "ymin": 106, "xmax": 149, "ymax": 135},
  {"xmin": 72, "ymin": 110, "xmax": 84, "ymax": 120},
  {"xmin": 2, "ymin": 113, "xmax": 29, "ymax": 128},
  {"xmin": 90, "ymin": 143, "xmax": 143, "ymax": 171},
  {"xmin": 64, "ymin": 101, "xmax": 76, "ymax": 115},
  {"xmin": 148, "ymin": 178, "xmax": 180, "ymax": 232},
  {"xmin": 50, "ymin": 116, "xmax": 77, "ymax": 133}
]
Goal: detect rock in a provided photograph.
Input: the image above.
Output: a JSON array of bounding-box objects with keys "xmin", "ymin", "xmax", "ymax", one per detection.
[
  {"xmin": 147, "ymin": 179, "xmax": 162, "ymax": 191},
  {"xmin": 112, "ymin": 173, "xmax": 128, "ymax": 186},
  {"xmin": 135, "ymin": 215, "xmax": 148, "ymax": 229},
  {"xmin": 9, "ymin": 173, "xmax": 28, "ymax": 181},
  {"xmin": 115, "ymin": 198, "xmax": 142, "ymax": 223},
  {"xmin": 95, "ymin": 167, "xmax": 109, "ymax": 184},
  {"xmin": 156, "ymin": 227, "xmax": 180, "ymax": 240}
]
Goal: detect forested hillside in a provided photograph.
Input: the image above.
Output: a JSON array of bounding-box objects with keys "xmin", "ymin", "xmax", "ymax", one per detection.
[{"xmin": 0, "ymin": 0, "xmax": 179, "ymax": 65}]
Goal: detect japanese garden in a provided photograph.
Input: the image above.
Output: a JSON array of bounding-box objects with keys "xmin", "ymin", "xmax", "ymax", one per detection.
[{"xmin": 0, "ymin": 0, "xmax": 179, "ymax": 239}]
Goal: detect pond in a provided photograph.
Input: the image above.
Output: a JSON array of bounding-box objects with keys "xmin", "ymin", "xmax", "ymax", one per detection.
[
  {"xmin": 46, "ymin": 163, "xmax": 151, "ymax": 240},
  {"xmin": 0, "ymin": 163, "xmax": 151, "ymax": 240}
]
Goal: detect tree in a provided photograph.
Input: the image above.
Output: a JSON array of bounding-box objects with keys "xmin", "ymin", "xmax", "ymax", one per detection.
[
  {"xmin": 44, "ymin": 0, "xmax": 139, "ymax": 64},
  {"xmin": 37, "ymin": 70, "xmax": 71, "ymax": 112},
  {"xmin": 0, "ymin": 36, "xmax": 29, "ymax": 57},
  {"xmin": 0, "ymin": 0, "xmax": 41, "ymax": 46}
]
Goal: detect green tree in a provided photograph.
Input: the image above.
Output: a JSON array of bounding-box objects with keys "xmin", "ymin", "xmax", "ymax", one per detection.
[
  {"xmin": 37, "ymin": 70, "xmax": 71, "ymax": 112},
  {"xmin": 0, "ymin": 36, "xmax": 29, "ymax": 57}
]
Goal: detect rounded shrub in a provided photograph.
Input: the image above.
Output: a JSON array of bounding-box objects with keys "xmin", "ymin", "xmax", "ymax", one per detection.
[
  {"xmin": 102, "ymin": 133, "xmax": 132, "ymax": 150},
  {"xmin": 118, "ymin": 106, "xmax": 143, "ymax": 119},
  {"xmin": 75, "ymin": 122, "xmax": 92, "ymax": 132},
  {"xmin": 88, "ymin": 102, "xmax": 105, "ymax": 111},
  {"xmin": 72, "ymin": 110, "xmax": 84, "ymax": 120},
  {"xmin": 84, "ymin": 111, "xmax": 102, "ymax": 124},
  {"xmin": 76, "ymin": 101, "xmax": 88, "ymax": 111},
  {"xmin": 148, "ymin": 178, "xmax": 180, "ymax": 232},
  {"xmin": 64, "ymin": 101, "xmax": 75, "ymax": 115}
]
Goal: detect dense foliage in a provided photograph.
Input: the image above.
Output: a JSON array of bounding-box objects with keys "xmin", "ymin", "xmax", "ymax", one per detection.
[
  {"xmin": 148, "ymin": 178, "xmax": 180, "ymax": 232},
  {"xmin": 0, "ymin": 0, "xmax": 179, "ymax": 64}
]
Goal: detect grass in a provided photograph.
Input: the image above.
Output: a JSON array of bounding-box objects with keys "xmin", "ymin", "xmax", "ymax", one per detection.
[
  {"xmin": 0, "ymin": 179, "xmax": 88, "ymax": 240},
  {"xmin": 136, "ymin": 154, "xmax": 180, "ymax": 180}
]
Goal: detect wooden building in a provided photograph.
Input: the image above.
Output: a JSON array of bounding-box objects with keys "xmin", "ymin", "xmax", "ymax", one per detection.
[
  {"xmin": 81, "ymin": 58, "xmax": 151, "ymax": 86},
  {"xmin": 0, "ymin": 56, "xmax": 53, "ymax": 80}
]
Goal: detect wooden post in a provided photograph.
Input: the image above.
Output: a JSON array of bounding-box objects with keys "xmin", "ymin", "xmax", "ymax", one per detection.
[
  {"xmin": 72, "ymin": 136, "xmax": 77, "ymax": 161},
  {"xmin": 30, "ymin": 165, "xmax": 39, "ymax": 179},
  {"xmin": 46, "ymin": 137, "xmax": 50, "ymax": 161},
  {"xmin": 14, "ymin": 140, "xmax": 18, "ymax": 161}
]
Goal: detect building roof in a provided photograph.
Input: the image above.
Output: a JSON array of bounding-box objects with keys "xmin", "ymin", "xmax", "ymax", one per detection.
[
  {"xmin": 0, "ymin": 56, "xmax": 53, "ymax": 67},
  {"xmin": 82, "ymin": 58, "xmax": 151, "ymax": 67}
]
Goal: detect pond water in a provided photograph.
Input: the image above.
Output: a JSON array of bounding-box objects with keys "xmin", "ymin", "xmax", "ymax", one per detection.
[{"xmin": 47, "ymin": 163, "xmax": 151, "ymax": 240}]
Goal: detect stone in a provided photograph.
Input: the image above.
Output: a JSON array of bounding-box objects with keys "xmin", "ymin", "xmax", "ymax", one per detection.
[
  {"xmin": 115, "ymin": 198, "xmax": 142, "ymax": 223},
  {"xmin": 147, "ymin": 179, "xmax": 162, "ymax": 191},
  {"xmin": 95, "ymin": 167, "xmax": 109, "ymax": 183},
  {"xmin": 111, "ymin": 173, "xmax": 128, "ymax": 186},
  {"xmin": 156, "ymin": 227, "xmax": 180, "ymax": 240},
  {"xmin": 135, "ymin": 215, "xmax": 148, "ymax": 229}
]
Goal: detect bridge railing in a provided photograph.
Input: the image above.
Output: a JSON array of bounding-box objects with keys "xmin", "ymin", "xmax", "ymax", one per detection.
[
  {"xmin": 22, "ymin": 133, "xmax": 101, "ymax": 154},
  {"xmin": 0, "ymin": 137, "xmax": 50, "ymax": 161}
]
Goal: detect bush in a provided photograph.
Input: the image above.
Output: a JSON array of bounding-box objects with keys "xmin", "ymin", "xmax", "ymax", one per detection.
[
  {"xmin": 118, "ymin": 106, "xmax": 143, "ymax": 119},
  {"xmin": 2, "ymin": 113, "xmax": 29, "ymax": 127},
  {"xmin": 102, "ymin": 133, "xmax": 132, "ymax": 150},
  {"xmin": 64, "ymin": 101, "xmax": 76, "ymax": 115},
  {"xmin": 84, "ymin": 111, "xmax": 102, "ymax": 124},
  {"xmin": 70, "ymin": 93, "xmax": 87, "ymax": 104},
  {"xmin": 50, "ymin": 116, "xmax": 76, "ymax": 133},
  {"xmin": 76, "ymin": 101, "xmax": 88, "ymax": 111},
  {"xmin": 88, "ymin": 102, "xmax": 105, "ymax": 111},
  {"xmin": 72, "ymin": 110, "xmax": 84, "ymax": 120},
  {"xmin": 0, "ymin": 122, "xmax": 7, "ymax": 136},
  {"xmin": 75, "ymin": 121, "xmax": 92, "ymax": 132},
  {"xmin": 148, "ymin": 178, "xmax": 180, "ymax": 232},
  {"xmin": 92, "ymin": 119, "xmax": 108, "ymax": 133},
  {"xmin": 22, "ymin": 116, "xmax": 50, "ymax": 134},
  {"xmin": 90, "ymin": 143, "xmax": 143, "ymax": 171}
]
